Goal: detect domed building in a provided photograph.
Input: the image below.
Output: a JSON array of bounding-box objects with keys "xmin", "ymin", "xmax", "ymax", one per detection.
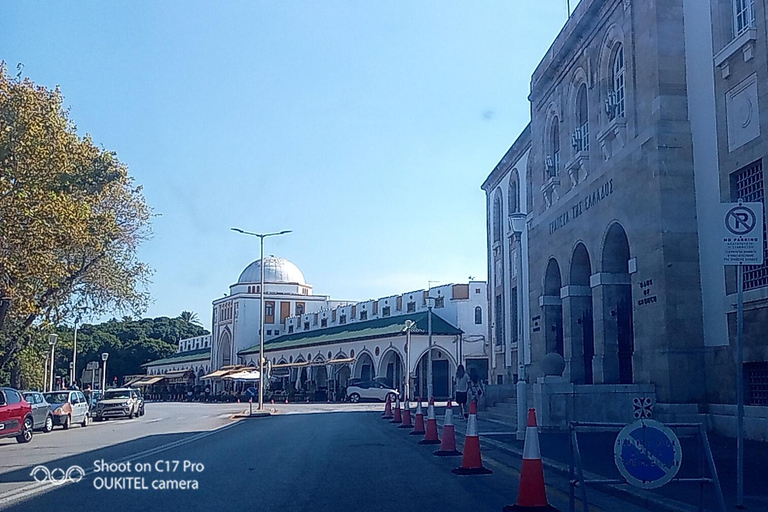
[
  {"xmin": 209, "ymin": 257, "xmax": 347, "ymax": 373},
  {"xmin": 144, "ymin": 255, "xmax": 489, "ymax": 400}
]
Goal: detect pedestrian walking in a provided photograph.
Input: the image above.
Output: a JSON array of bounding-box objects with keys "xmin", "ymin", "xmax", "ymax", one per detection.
[
  {"xmin": 455, "ymin": 364, "xmax": 469, "ymax": 418},
  {"xmin": 468, "ymin": 367, "xmax": 484, "ymax": 413}
]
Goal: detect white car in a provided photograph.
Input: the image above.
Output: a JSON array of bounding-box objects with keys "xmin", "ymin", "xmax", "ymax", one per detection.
[{"xmin": 346, "ymin": 381, "xmax": 398, "ymax": 403}]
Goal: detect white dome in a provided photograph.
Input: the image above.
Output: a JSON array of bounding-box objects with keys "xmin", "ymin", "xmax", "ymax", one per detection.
[{"xmin": 238, "ymin": 257, "xmax": 306, "ymax": 285}]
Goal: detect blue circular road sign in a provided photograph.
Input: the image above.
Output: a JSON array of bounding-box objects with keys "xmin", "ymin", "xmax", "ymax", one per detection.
[{"xmin": 614, "ymin": 419, "xmax": 682, "ymax": 489}]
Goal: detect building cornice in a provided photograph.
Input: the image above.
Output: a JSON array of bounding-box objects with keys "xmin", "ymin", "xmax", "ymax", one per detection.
[{"xmin": 481, "ymin": 124, "xmax": 532, "ymax": 192}]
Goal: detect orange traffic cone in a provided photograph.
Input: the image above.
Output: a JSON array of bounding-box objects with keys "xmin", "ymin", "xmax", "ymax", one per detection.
[
  {"xmin": 419, "ymin": 397, "xmax": 440, "ymax": 445},
  {"xmin": 391, "ymin": 396, "xmax": 403, "ymax": 424},
  {"xmin": 382, "ymin": 394, "xmax": 394, "ymax": 419},
  {"xmin": 503, "ymin": 409, "xmax": 559, "ymax": 511},
  {"xmin": 284, "ymin": 398, "xmax": 289, "ymax": 404},
  {"xmin": 410, "ymin": 398, "xmax": 426, "ymax": 435},
  {"xmin": 434, "ymin": 400, "xmax": 461, "ymax": 456},
  {"xmin": 452, "ymin": 400, "xmax": 492, "ymax": 475},
  {"xmin": 399, "ymin": 399, "xmax": 413, "ymax": 428}
]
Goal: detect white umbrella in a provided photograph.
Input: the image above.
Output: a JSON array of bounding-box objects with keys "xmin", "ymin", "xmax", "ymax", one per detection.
[{"xmin": 224, "ymin": 370, "xmax": 261, "ymax": 381}]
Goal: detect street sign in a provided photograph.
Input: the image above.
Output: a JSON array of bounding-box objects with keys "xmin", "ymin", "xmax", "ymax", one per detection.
[
  {"xmin": 86, "ymin": 361, "xmax": 99, "ymax": 370},
  {"xmin": 614, "ymin": 419, "xmax": 682, "ymax": 489},
  {"xmin": 721, "ymin": 201, "xmax": 765, "ymax": 265}
]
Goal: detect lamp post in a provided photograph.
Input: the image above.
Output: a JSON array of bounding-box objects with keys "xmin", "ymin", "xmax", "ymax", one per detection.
[
  {"xmin": 509, "ymin": 212, "xmax": 527, "ymax": 440},
  {"xmin": 404, "ymin": 320, "xmax": 414, "ymax": 401},
  {"xmin": 101, "ymin": 352, "xmax": 109, "ymax": 391},
  {"xmin": 47, "ymin": 334, "xmax": 58, "ymax": 392},
  {"xmin": 231, "ymin": 227, "xmax": 292, "ymax": 412},
  {"xmin": 71, "ymin": 317, "xmax": 80, "ymax": 387},
  {"xmin": 425, "ymin": 282, "xmax": 439, "ymax": 400}
]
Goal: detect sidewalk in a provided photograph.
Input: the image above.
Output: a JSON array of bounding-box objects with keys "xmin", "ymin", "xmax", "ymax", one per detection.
[{"xmin": 443, "ymin": 406, "xmax": 768, "ymax": 511}]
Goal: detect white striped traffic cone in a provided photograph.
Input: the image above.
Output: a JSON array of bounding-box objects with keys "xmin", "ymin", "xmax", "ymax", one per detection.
[
  {"xmin": 452, "ymin": 400, "xmax": 492, "ymax": 475},
  {"xmin": 434, "ymin": 400, "xmax": 461, "ymax": 456},
  {"xmin": 503, "ymin": 408, "xmax": 559, "ymax": 511},
  {"xmin": 419, "ymin": 397, "xmax": 440, "ymax": 445},
  {"xmin": 410, "ymin": 397, "xmax": 426, "ymax": 435},
  {"xmin": 399, "ymin": 398, "xmax": 413, "ymax": 428}
]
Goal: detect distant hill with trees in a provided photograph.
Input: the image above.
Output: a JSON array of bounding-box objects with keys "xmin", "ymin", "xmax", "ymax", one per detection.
[{"xmin": 2, "ymin": 313, "xmax": 208, "ymax": 389}]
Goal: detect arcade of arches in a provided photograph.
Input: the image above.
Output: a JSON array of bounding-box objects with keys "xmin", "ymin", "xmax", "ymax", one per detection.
[{"xmin": 541, "ymin": 223, "xmax": 634, "ymax": 385}]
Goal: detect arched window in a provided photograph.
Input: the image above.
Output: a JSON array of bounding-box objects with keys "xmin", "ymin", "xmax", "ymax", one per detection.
[
  {"xmin": 551, "ymin": 118, "xmax": 560, "ymax": 177},
  {"xmin": 493, "ymin": 193, "xmax": 503, "ymax": 243},
  {"xmin": 575, "ymin": 85, "xmax": 589, "ymax": 152},
  {"xmin": 509, "ymin": 181, "xmax": 519, "ymax": 214},
  {"xmin": 474, "ymin": 306, "xmax": 482, "ymax": 324},
  {"xmin": 612, "ymin": 44, "xmax": 625, "ymax": 118}
]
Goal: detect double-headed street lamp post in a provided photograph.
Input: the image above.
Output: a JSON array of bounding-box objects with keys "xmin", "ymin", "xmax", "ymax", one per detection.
[
  {"xmin": 231, "ymin": 227, "xmax": 292, "ymax": 412},
  {"xmin": 47, "ymin": 334, "xmax": 58, "ymax": 392}
]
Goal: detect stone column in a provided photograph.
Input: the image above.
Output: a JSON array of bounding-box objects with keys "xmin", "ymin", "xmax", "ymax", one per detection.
[
  {"xmin": 590, "ymin": 272, "xmax": 630, "ymax": 384},
  {"xmin": 561, "ymin": 285, "xmax": 593, "ymax": 384}
]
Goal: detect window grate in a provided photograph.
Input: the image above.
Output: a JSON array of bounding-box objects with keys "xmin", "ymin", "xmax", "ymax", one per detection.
[
  {"xmin": 733, "ymin": 160, "xmax": 767, "ymax": 290},
  {"xmin": 735, "ymin": 0, "xmax": 756, "ymax": 35},
  {"xmin": 746, "ymin": 362, "xmax": 768, "ymax": 406}
]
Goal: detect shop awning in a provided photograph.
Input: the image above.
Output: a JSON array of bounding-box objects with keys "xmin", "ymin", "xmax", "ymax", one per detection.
[
  {"xmin": 133, "ymin": 376, "xmax": 165, "ymax": 387},
  {"xmin": 123, "ymin": 376, "xmax": 146, "ymax": 387},
  {"xmin": 202, "ymin": 365, "xmax": 245, "ymax": 380},
  {"xmin": 223, "ymin": 370, "xmax": 261, "ymax": 381}
]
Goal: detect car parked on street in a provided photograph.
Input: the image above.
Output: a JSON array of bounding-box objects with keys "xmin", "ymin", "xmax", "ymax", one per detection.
[
  {"xmin": 92, "ymin": 388, "xmax": 141, "ymax": 421},
  {"xmin": 0, "ymin": 387, "xmax": 34, "ymax": 444},
  {"xmin": 21, "ymin": 391, "xmax": 53, "ymax": 433},
  {"xmin": 43, "ymin": 390, "xmax": 90, "ymax": 429},
  {"xmin": 346, "ymin": 381, "xmax": 398, "ymax": 403}
]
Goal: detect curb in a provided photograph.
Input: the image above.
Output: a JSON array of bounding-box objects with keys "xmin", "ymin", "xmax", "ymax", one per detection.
[{"xmin": 450, "ymin": 421, "xmax": 697, "ymax": 512}]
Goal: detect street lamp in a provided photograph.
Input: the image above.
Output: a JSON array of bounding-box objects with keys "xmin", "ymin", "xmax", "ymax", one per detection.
[
  {"xmin": 403, "ymin": 320, "xmax": 415, "ymax": 401},
  {"xmin": 426, "ymin": 281, "xmax": 439, "ymax": 400},
  {"xmin": 47, "ymin": 334, "xmax": 58, "ymax": 392},
  {"xmin": 509, "ymin": 211, "xmax": 527, "ymax": 440},
  {"xmin": 101, "ymin": 352, "xmax": 109, "ymax": 391},
  {"xmin": 71, "ymin": 315, "xmax": 81, "ymax": 387},
  {"xmin": 231, "ymin": 227, "xmax": 292, "ymax": 412}
]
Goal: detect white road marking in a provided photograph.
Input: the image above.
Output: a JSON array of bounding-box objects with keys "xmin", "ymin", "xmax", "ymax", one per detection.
[{"xmin": 0, "ymin": 420, "xmax": 242, "ymax": 507}]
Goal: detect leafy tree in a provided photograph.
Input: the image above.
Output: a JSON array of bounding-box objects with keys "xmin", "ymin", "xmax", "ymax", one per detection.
[{"xmin": 0, "ymin": 63, "xmax": 152, "ymax": 384}]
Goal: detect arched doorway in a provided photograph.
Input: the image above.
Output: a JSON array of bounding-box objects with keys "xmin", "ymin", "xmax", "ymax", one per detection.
[
  {"xmin": 602, "ymin": 223, "xmax": 633, "ymax": 384},
  {"xmin": 544, "ymin": 258, "xmax": 564, "ymax": 356},
  {"xmin": 568, "ymin": 244, "xmax": 594, "ymax": 384},
  {"xmin": 378, "ymin": 349, "xmax": 404, "ymax": 392},
  {"xmin": 414, "ymin": 348, "xmax": 454, "ymax": 400},
  {"xmin": 218, "ymin": 330, "xmax": 232, "ymax": 367},
  {"xmin": 354, "ymin": 352, "xmax": 375, "ymax": 381}
]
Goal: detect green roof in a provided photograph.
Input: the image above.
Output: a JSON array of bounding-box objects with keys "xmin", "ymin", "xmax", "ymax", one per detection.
[
  {"xmin": 142, "ymin": 348, "xmax": 211, "ymax": 367},
  {"xmin": 239, "ymin": 311, "xmax": 462, "ymax": 355}
]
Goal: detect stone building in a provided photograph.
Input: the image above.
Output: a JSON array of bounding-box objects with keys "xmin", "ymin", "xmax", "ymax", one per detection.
[{"xmin": 484, "ymin": 0, "xmax": 768, "ymax": 437}]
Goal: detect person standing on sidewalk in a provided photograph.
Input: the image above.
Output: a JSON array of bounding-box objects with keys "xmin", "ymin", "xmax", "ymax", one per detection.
[
  {"xmin": 455, "ymin": 364, "xmax": 469, "ymax": 418},
  {"xmin": 468, "ymin": 367, "xmax": 484, "ymax": 414}
]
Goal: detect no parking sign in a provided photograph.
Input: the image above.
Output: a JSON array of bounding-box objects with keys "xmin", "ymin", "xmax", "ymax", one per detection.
[{"xmin": 614, "ymin": 419, "xmax": 682, "ymax": 489}]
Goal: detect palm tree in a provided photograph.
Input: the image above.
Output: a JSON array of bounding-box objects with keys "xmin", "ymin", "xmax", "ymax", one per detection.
[{"xmin": 179, "ymin": 311, "xmax": 201, "ymax": 326}]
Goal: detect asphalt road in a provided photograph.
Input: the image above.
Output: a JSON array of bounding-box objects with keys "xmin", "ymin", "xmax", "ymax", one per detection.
[{"xmin": 0, "ymin": 402, "xmax": 650, "ymax": 512}]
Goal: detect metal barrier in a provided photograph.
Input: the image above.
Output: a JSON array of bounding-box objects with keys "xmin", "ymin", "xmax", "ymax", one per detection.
[{"xmin": 568, "ymin": 421, "xmax": 725, "ymax": 512}]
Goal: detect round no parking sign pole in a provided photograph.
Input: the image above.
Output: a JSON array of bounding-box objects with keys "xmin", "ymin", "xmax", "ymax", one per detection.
[{"xmin": 721, "ymin": 199, "xmax": 764, "ymax": 507}]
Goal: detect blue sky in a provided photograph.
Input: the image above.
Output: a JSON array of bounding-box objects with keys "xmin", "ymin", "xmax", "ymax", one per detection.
[{"xmin": 2, "ymin": 1, "xmax": 576, "ymax": 324}]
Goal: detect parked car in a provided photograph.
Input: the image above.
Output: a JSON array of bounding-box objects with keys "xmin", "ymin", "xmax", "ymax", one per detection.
[
  {"xmin": 346, "ymin": 381, "xmax": 398, "ymax": 403},
  {"xmin": 0, "ymin": 387, "xmax": 34, "ymax": 444},
  {"xmin": 21, "ymin": 391, "xmax": 53, "ymax": 433},
  {"xmin": 92, "ymin": 388, "xmax": 141, "ymax": 421},
  {"xmin": 43, "ymin": 390, "xmax": 90, "ymax": 429},
  {"xmin": 129, "ymin": 388, "xmax": 145, "ymax": 416}
]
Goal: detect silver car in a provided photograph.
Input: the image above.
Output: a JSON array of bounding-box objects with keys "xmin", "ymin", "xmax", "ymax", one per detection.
[
  {"xmin": 21, "ymin": 391, "xmax": 53, "ymax": 433},
  {"xmin": 92, "ymin": 388, "xmax": 141, "ymax": 420}
]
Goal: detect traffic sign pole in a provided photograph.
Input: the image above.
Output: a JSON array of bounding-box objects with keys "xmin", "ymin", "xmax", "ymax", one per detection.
[{"xmin": 736, "ymin": 263, "xmax": 744, "ymax": 508}]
